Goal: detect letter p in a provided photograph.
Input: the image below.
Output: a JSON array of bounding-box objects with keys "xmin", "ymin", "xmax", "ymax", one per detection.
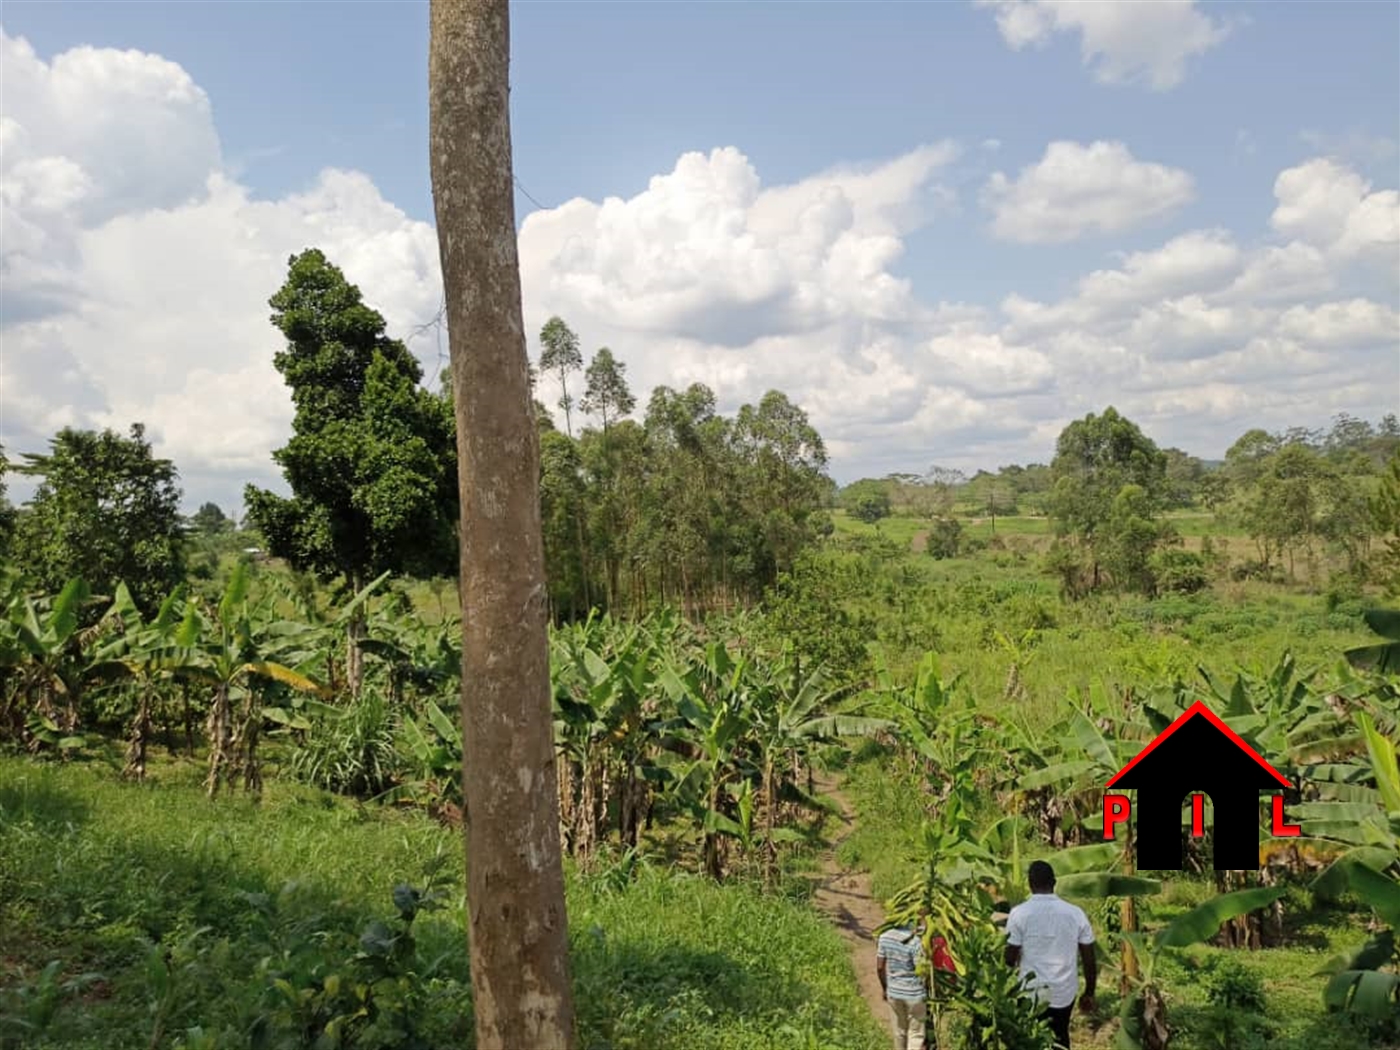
[{"xmin": 1103, "ymin": 793, "xmax": 1131, "ymax": 840}]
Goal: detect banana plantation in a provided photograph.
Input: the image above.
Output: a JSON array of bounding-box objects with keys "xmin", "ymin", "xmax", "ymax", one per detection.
[{"xmin": 3, "ymin": 550, "xmax": 1398, "ymax": 1048}]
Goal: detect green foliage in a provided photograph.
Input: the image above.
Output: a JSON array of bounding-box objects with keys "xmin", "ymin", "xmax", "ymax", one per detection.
[
  {"xmin": 286, "ymin": 690, "xmax": 401, "ymax": 799},
  {"xmin": 13, "ymin": 424, "xmax": 186, "ymax": 614},
  {"xmin": 1049, "ymin": 407, "xmax": 1168, "ymax": 544},
  {"xmin": 1372, "ymin": 450, "xmax": 1400, "ymax": 594},
  {"xmin": 188, "ymin": 502, "xmax": 232, "ymax": 537},
  {"xmin": 540, "ymin": 315, "xmax": 584, "ymax": 434},
  {"xmin": 0, "ymin": 444, "xmax": 15, "ymax": 550},
  {"xmin": 242, "ymin": 249, "xmax": 457, "ymax": 589},
  {"xmin": 1150, "ymin": 549, "xmax": 1209, "ymax": 595},
  {"xmin": 0, "ymin": 758, "xmax": 882, "ymax": 1050},
  {"xmin": 580, "ymin": 346, "xmax": 636, "ymax": 430},
  {"xmin": 926, "ymin": 516, "xmax": 963, "ymax": 560},
  {"xmin": 851, "ymin": 492, "xmax": 891, "ymax": 524},
  {"xmin": 758, "ymin": 552, "xmax": 872, "ymax": 683}
]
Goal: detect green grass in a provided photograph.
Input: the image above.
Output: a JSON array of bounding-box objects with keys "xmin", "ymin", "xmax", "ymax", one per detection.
[{"xmin": 0, "ymin": 756, "xmax": 884, "ymax": 1050}]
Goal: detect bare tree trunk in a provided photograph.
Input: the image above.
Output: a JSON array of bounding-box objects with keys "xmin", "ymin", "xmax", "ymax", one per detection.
[{"xmin": 429, "ymin": 3, "xmax": 577, "ymax": 1046}]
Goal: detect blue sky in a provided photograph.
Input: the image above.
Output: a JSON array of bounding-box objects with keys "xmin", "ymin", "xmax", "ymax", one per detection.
[{"xmin": 2, "ymin": 1, "xmax": 1397, "ymax": 506}]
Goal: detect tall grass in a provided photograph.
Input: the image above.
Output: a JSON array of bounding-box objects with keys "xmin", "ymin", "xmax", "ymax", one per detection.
[{"xmin": 0, "ymin": 757, "xmax": 884, "ymax": 1050}]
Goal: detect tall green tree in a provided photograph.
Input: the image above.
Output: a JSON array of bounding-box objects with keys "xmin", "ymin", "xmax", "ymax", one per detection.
[
  {"xmin": 734, "ymin": 390, "xmax": 830, "ymax": 585},
  {"xmin": 189, "ymin": 502, "xmax": 232, "ymax": 536},
  {"xmin": 0, "ymin": 444, "xmax": 14, "ymax": 550},
  {"xmin": 14, "ymin": 424, "xmax": 185, "ymax": 613},
  {"xmin": 580, "ymin": 347, "xmax": 635, "ymax": 432},
  {"xmin": 1371, "ymin": 450, "xmax": 1400, "ymax": 593},
  {"xmin": 243, "ymin": 249, "xmax": 457, "ymax": 693},
  {"xmin": 540, "ymin": 316, "xmax": 583, "ymax": 437},
  {"xmin": 1238, "ymin": 442, "xmax": 1332, "ymax": 578},
  {"xmin": 1048, "ymin": 407, "xmax": 1167, "ymax": 590}
]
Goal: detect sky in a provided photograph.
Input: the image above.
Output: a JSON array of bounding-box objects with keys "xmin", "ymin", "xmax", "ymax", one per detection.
[{"xmin": 1, "ymin": 0, "xmax": 1397, "ymax": 513}]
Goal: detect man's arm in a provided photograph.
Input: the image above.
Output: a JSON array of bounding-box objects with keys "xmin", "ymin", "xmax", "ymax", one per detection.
[
  {"xmin": 876, "ymin": 956, "xmax": 887, "ymax": 998},
  {"xmin": 1004, "ymin": 909, "xmax": 1022, "ymax": 969},
  {"xmin": 1078, "ymin": 943, "xmax": 1097, "ymax": 1013},
  {"xmin": 1076, "ymin": 908, "xmax": 1097, "ymax": 1012}
]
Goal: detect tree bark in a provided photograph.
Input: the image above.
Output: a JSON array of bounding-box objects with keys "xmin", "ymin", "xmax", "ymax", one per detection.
[{"xmin": 429, "ymin": 2, "xmax": 577, "ymax": 1046}]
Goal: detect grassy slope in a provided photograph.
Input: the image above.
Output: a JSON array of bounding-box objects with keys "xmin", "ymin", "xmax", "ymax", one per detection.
[
  {"xmin": 0, "ymin": 757, "xmax": 884, "ymax": 1050},
  {"xmin": 824, "ymin": 512, "xmax": 1390, "ymax": 1047}
]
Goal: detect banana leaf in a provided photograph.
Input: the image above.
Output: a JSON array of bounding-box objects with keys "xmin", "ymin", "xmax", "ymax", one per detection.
[
  {"xmin": 1156, "ymin": 885, "xmax": 1286, "ymax": 949},
  {"xmin": 1057, "ymin": 873, "xmax": 1161, "ymax": 899}
]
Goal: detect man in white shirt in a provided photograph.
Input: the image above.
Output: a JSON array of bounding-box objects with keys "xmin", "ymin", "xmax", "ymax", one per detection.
[{"xmin": 1004, "ymin": 860, "xmax": 1097, "ymax": 1049}]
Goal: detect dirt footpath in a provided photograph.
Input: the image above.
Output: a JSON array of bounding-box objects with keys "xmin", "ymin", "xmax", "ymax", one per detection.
[{"xmin": 811, "ymin": 771, "xmax": 890, "ymax": 1028}]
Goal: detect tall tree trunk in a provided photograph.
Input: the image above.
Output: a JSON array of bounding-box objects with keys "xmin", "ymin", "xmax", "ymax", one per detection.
[{"xmin": 429, "ymin": 3, "xmax": 577, "ymax": 1046}]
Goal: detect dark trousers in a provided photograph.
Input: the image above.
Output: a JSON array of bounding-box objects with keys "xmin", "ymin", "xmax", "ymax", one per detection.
[{"xmin": 1039, "ymin": 1005, "xmax": 1072, "ymax": 1048}]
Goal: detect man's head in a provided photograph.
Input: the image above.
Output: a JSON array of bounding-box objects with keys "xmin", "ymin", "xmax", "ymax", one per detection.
[{"xmin": 1028, "ymin": 859, "xmax": 1056, "ymax": 894}]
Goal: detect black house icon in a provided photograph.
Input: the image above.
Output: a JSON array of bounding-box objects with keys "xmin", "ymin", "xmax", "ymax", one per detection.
[{"xmin": 1106, "ymin": 701, "xmax": 1291, "ymax": 870}]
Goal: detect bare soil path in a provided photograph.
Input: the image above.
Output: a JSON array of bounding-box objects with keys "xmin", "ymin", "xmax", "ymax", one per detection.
[{"xmin": 811, "ymin": 770, "xmax": 890, "ymax": 1029}]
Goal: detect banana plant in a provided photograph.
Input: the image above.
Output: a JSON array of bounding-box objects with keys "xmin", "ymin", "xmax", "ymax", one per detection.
[
  {"xmin": 1316, "ymin": 861, "xmax": 1400, "ymax": 1020},
  {"xmin": 1301, "ymin": 712, "xmax": 1400, "ymax": 894},
  {"xmin": 1113, "ymin": 885, "xmax": 1288, "ymax": 1050},
  {"xmin": 656, "ymin": 642, "xmax": 756, "ymax": 879},
  {"xmin": 93, "ymin": 581, "xmax": 193, "ymax": 778},
  {"xmin": 551, "ymin": 614, "xmax": 658, "ymax": 859},
  {"xmin": 750, "ymin": 647, "xmax": 891, "ymax": 882},
  {"xmin": 182, "ymin": 563, "xmax": 327, "ymax": 797},
  {"xmin": 1344, "ymin": 608, "xmax": 1400, "ymax": 675},
  {"xmin": 0, "ymin": 577, "xmax": 100, "ymax": 750}
]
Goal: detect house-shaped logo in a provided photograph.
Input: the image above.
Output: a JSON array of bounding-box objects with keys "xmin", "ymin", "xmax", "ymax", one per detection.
[{"xmin": 1103, "ymin": 701, "xmax": 1299, "ymax": 870}]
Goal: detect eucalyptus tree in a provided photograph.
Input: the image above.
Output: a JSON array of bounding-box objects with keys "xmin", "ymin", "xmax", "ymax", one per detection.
[
  {"xmin": 540, "ymin": 316, "xmax": 583, "ymax": 437},
  {"xmin": 580, "ymin": 347, "xmax": 635, "ymax": 432}
]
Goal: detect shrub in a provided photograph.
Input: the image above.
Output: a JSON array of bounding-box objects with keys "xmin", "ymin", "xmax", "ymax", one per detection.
[
  {"xmin": 286, "ymin": 690, "xmax": 402, "ymax": 799},
  {"xmin": 926, "ymin": 517, "xmax": 963, "ymax": 560},
  {"xmin": 1323, "ymin": 570, "xmax": 1367, "ymax": 613},
  {"xmin": 1152, "ymin": 549, "xmax": 1210, "ymax": 595}
]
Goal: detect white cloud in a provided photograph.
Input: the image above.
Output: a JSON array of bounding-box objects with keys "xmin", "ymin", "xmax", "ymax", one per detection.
[
  {"xmin": 519, "ymin": 143, "xmax": 958, "ymax": 347},
  {"xmin": 1, "ymin": 29, "xmax": 1396, "ymax": 504},
  {"xmin": 1272, "ymin": 158, "xmax": 1400, "ymax": 259},
  {"xmin": 977, "ymin": 0, "xmax": 1231, "ymax": 90},
  {"xmin": 0, "ymin": 32, "xmax": 443, "ymax": 507},
  {"xmin": 982, "ymin": 141, "xmax": 1195, "ymax": 243},
  {"xmin": 1275, "ymin": 299, "xmax": 1400, "ymax": 348}
]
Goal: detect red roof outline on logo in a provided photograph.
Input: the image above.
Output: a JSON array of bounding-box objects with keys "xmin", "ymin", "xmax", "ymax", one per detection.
[{"xmin": 1105, "ymin": 700, "xmax": 1290, "ymax": 789}]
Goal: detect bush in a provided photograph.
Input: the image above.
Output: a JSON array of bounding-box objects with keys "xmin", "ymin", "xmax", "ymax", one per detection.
[
  {"xmin": 1231, "ymin": 559, "xmax": 1287, "ymax": 584},
  {"xmin": 287, "ymin": 690, "xmax": 402, "ymax": 799},
  {"xmin": 926, "ymin": 517, "xmax": 963, "ymax": 560},
  {"xmin": 1323, "ymin": 570, "xmax": 1366, "ymax": 613},
  {"xmin": 1152, "ymin": 549, "xmax": 1210, "ymax": 595},
  {"xmin": 1184, "ymin": 956, "xmax": 1273, "ymax": 1049}
]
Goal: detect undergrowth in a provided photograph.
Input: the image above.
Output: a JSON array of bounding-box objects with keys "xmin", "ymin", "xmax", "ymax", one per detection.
[{"xmin": 0, "ymin": 758, "xmax": 884, "ymax": 1050}]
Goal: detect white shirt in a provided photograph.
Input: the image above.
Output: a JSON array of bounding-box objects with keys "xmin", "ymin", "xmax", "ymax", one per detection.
[{"xmin": 1005, "ymin": 893, "xmax": 1094, "ymax": 1009}]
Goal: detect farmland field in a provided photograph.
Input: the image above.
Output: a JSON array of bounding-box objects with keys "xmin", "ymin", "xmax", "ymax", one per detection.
[{"xmin": 4, "ymin": 321, "xmax": 1398, "ymax": 1050}]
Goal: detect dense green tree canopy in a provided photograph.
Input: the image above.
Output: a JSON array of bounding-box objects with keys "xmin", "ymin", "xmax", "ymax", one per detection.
[
  {"xmin": 13, "ymin": 424, "xmax": 185, "ymax": 612},
  {"xmin": 243, "ymin": 249, "xmax": 457, "ymax": 589},
  {"xmin": 1047, "ymin": 408, "xmax": 1169, "ymax": 593},
  {"xmin": 1049, "ymin": 407, "xmax": 1167, "ymax": 543},
  {"xmin": 189, "ymin": 502, "xmax": 232, "ymax": 536}
]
